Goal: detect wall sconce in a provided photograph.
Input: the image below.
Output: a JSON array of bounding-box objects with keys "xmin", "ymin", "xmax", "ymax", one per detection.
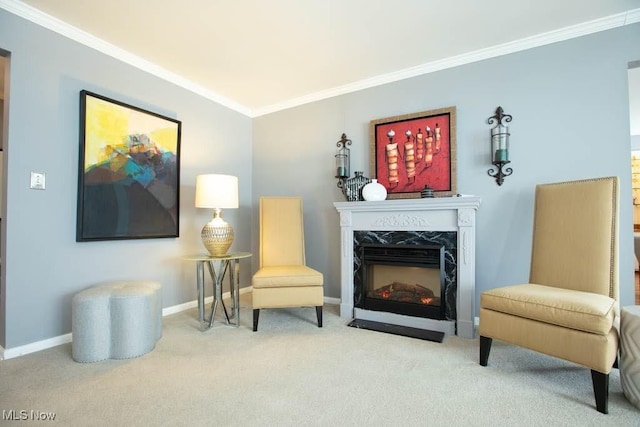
[
  {"xmin": 487, "ymin": 106, "xmax": 513, "ymax": 186},
  {"xmin": 335, "ymin": 133, "xmax": 352, "ymax": 194},
  {"xmin": 334, "ymin": 133, "xmax": 370, "ymax": 201}
]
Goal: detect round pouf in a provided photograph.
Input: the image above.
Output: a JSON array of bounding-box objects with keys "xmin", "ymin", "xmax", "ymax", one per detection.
[
  {"xmin": 72, "ymin": 281, "xmax": 162, "ymax": 363},
  {"xmin": 620, "ymin": 305, "xmax": 640, "ymax": 409}
]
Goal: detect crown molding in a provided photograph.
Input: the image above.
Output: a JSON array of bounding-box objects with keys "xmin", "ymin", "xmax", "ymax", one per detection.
[
  {"xmin": 1, "ymin": 0, "xmax": 638, "ymax": 118},
  {"xmin": 252, "ymin": 8, "xmax": 640, "ymax": 117},
  {"xmin": 626, "ymin": 8, "xmax": 640, "ymax": 24},
  {"xmin": 0, "ymin": 0, "xmax": 253, "ymax": 117}
]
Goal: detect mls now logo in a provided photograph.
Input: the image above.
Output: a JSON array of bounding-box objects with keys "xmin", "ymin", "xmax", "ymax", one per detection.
[{"xmin": 3, "ymin": 409, "xmax": 56, "ymax": 421}]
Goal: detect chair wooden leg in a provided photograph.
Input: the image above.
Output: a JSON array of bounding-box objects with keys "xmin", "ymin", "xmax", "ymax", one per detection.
[
  {"xmin": 590, "ymin": 370, "xmax": 609, "ymax": 414},
  {"xmin": 253, "ymin": 309, "xmax": 260, "ymax": 332},
  {"xmin": 316, "ymin": 306, "xmax": 323, "ymax": 327},
  {"xmin": 479, "ymin": 336, "xmax": 492, "ymax": 366}
]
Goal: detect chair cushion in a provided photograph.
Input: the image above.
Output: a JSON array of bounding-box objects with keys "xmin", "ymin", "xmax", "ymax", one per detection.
[
  {"xmin": 252, "ymin": 265, "xmax": 323, "ymax": 289},
  {"xmin": 481, "ymin": 283, "xmax": 616, "ymax": 335}
]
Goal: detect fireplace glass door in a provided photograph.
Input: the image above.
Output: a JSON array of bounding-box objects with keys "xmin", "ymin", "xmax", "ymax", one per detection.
[{"xmin": 359, "ymin": 243, "xmax": 445, "ymax": 320}]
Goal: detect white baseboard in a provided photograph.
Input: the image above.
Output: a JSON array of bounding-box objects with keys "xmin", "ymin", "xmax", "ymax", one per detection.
[
  {"xmin": 161, "ymin": 286, "xmax": 253, "ymax": 316},
  {"xmin": 1, "ymin": 286, "xmax": 255, "ymax": 361},
  {"xmin": 1, "ymin": 333, "xmax": 72, "ymax": 360},
  {"xmin": 3, "ymin": 293, "xmax": 455, "ymax": 359},
  {"xmin": 161, "ymin": 288, "xmax": 339, "ymax": 316},
  {"xmin": 323, "ymin": 296, "xmax": 340, "ymax": 305}
]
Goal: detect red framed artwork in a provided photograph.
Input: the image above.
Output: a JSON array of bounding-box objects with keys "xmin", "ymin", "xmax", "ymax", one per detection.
[{"xmin": 369, "ymin": 106, "xmax": 457, "ymax": 198}]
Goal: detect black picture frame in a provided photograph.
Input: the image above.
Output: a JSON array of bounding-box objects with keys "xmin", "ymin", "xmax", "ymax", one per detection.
[{"xmin": 76, "ymin": 90, "xmax": 182, "ymax": 242}]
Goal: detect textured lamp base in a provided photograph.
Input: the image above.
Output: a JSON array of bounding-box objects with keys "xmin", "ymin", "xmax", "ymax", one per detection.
[{"xmin": 201, "ymin": 208, "xmax": 234, "ymax": 256}]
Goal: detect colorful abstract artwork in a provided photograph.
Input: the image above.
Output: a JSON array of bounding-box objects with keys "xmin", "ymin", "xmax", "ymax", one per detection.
[
  {"xmin": 76, "ymin": 91, "xmax": 181, "ymax": 241},
  {"xmin": 370, "ymin": 107, "xmax": 456, "ymax": 198}
]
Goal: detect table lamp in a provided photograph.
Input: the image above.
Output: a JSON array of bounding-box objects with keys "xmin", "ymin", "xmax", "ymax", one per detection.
[{"xmin": 195, "ymin": 174, "xmax": 239, "ymax": 256}]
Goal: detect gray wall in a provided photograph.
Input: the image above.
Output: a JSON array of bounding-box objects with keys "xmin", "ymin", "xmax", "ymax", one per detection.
[
  {"xmin": 253, "ymin": 23, "xmax": 640, "ymax": 312},
  {"xmin": 0, "ymin": 10, "xmax": 253, "ymax": 349}
]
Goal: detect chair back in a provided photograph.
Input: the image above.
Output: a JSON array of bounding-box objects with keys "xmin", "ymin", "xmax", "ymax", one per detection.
[
  {"xmin": 259, "ymin": 197, "xmax": 306, "ymax": 268},
  {"xmin": 530, "ymin": 176, "xmax": 619, "ymax": 299}
]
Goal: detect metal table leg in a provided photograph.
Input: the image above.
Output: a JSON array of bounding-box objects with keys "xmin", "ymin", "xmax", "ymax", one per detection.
[
  {"xmin": 228, "ymin": 259, "xmax": 240, "ymax": 327},
  {"xmin": 206, "ymin": 260, "xmax": 230, "ymax": 328},
  {"xmin": 196, "ymin": 261, "xmax": 206, "ymax": 331}
]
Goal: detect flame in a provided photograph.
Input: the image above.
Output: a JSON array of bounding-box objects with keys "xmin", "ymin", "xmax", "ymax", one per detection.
[
  {"xmin": 420, "ymin": 297, "xmax": 433, "ymax": 304},
  {"xmin": 381, "ymin": 290, "xmax": 391, "ymax": 299}
]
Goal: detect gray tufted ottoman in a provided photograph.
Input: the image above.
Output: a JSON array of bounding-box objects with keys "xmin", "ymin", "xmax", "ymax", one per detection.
[
  {"xmin": 620, "ymin": 305, "xmax": 640, "ymax": 409},
  {"xmin": 72, "ymin": 281, "xmax": 162, "ymax": 363}
]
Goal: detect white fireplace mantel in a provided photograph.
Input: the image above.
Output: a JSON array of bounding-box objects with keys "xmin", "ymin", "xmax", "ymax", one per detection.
[{"xmin": 334, "ymin": 197, "xmax": 481, "ymax": 339}]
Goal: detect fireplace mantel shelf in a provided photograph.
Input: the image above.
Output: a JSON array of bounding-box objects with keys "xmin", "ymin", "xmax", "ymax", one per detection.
[
  {"xmin": 334, "ymin": 196, "xmax": 481, "ymax": 212},
  {"xmin": 334, "ymin": 196, "xmax": 481, "ymax": 339}
]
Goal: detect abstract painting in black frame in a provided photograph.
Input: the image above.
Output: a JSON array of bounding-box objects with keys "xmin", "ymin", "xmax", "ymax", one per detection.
[{"xmin": 77, "ymin": 90, "xmax": 181, "ymax": 241}]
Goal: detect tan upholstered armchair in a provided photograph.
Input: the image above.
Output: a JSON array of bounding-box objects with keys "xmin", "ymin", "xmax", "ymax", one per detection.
[
  {"xmin": 479, "ymin": 176, "xmax": 620, "ymax": 414},
  {"xmin": 251, "ymin": 197, "xmax": 324, "ymax": 331}
]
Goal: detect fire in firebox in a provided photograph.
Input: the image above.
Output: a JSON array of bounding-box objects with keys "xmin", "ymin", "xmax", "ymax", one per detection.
[{"xmin": 369, "ymin": 281, "xmax": 440, "ymax": 306}]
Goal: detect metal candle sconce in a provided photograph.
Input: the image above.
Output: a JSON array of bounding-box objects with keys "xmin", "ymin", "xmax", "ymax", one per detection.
[
  {"xmin": 335, "ymin": 133, "xmax": 371, "ymax": 201},
  {"xmin": 335, "ymin": 133, "xmax": 351, "ymax": 181},
  {"xmin": 335, "ymin": 133, "xmax": 354, "ymax": 200},
  {"xmin": 487, "ymin": 106, "xmax": 513, "ymax": 186}
]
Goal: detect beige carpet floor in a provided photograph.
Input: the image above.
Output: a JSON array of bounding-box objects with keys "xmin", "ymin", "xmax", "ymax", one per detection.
[{"xmin": 1, "ymin": 293, "xmax": 639, "ymax": 426}]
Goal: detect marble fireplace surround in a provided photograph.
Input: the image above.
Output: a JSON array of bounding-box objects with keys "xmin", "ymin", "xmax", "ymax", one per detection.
[{"xmin": 334, "ymin": 197, "xmax": 481, "ymax": 339}]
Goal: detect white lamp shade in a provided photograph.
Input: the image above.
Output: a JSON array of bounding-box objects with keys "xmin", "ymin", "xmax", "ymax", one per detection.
[{"xmin": 195, "ymin": 174, "xmax": 239, "ymax": 209}]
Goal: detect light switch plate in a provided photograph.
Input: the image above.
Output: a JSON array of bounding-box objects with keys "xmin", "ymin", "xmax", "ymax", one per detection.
[{"xmin": 30, "ymin": 171, "xmax": 46, "ymax": 190}]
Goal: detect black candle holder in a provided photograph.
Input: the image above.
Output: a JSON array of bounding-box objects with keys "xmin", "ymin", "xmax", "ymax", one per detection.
[
  {"xmin": 487, "ymin": 107, "xmax": 513, "ymax": 186},
  {"xmin": 488, "ymin": 161, "xmax": 513, "ymax": 186}
]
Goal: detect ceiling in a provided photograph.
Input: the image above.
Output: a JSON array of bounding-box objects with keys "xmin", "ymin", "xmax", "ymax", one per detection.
[{"xmin": 4, "ymin": 0, "xmax": 640, "ymax": 117}]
